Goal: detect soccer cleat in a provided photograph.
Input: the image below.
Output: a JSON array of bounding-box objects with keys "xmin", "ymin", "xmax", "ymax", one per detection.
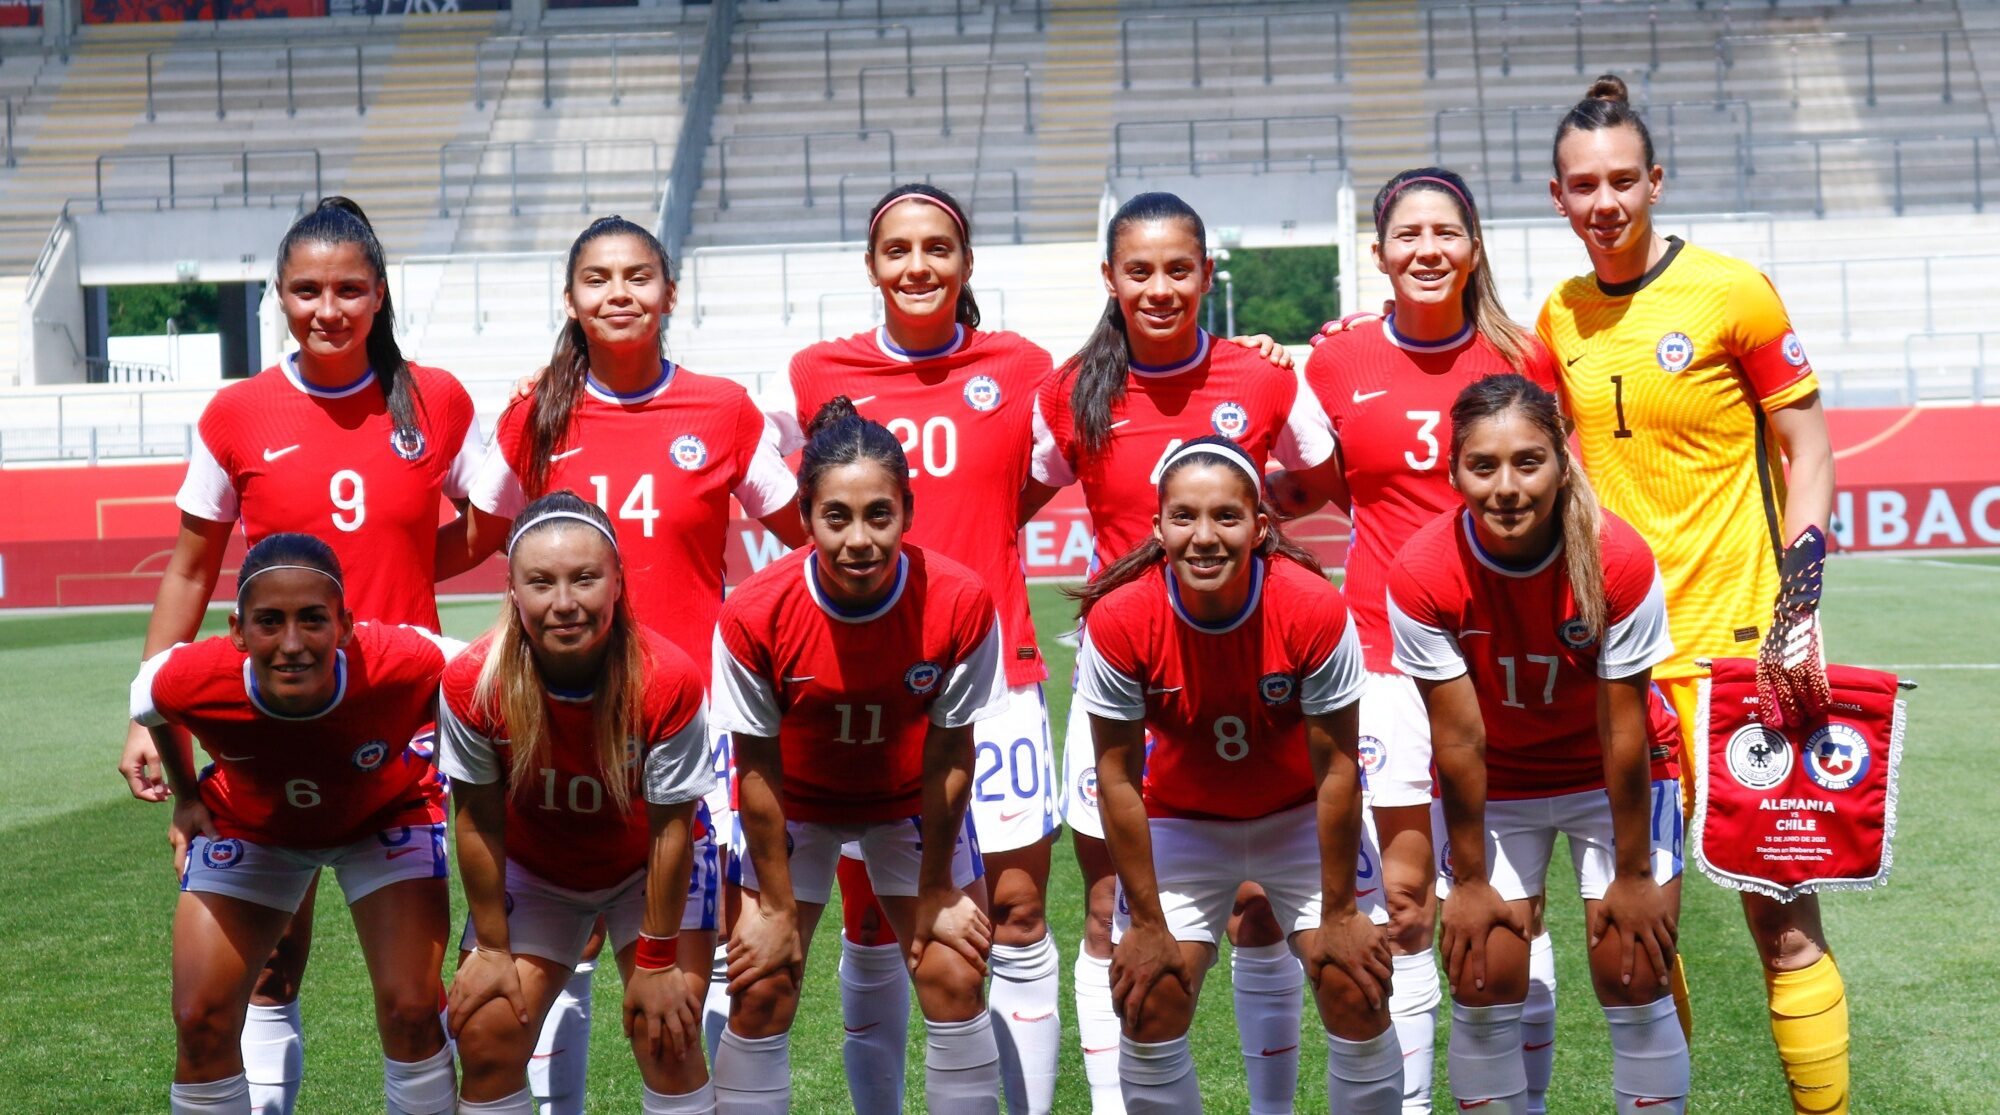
[{"xmin": 1756, "ymin": 525, "xmax": 1830, "ymax": 728}]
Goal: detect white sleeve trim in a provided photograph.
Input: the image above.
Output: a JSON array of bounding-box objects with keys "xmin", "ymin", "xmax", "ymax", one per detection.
[
  {"xmin": 732, "ymin": 413, "xmax": 801, "ymax": 520},
  {"xmin": 930, "ymin": 619, "xmax": 1011, "ymax": 728},
  {"xmin": 129, "ymin": 644, "xmax": 186, "ymax": 726},
  {"xmin": 1598, "ymin": 565, "xmax": 1675, "ymax": 680},
  {"xmin": 1301, "ymin": 621, "xmax": 1366, "ymax": 715},
  {"xmin": 435, "ymin": 688, "xmax": 503, "ymax": 785},
  {"xmin": 441, "ymin": 413, "xmax": 486, "ymax": 501},
  {"xmin": 1274, "ymin": 382, "xmax": 1337, "ymax": 471},
  {"xmin": 1028, "ymin": 397, "xmax": 1076, "ymax": 487},
  {"xmin": 760, "ymin": 378, "xmax": 806, "ymax": 457},
  {"xmin": 467, "ymin": 439, "xmax": 528, "ymax": 519},
  {"xmin": 175, "ymin": 433, "xmax": 239, "ymax": 524},
  {"xmin": 1387, "ymin": 594, "xmax": 1467, "ymax": 681},
  {"xmin": 708, "ymin": 631, "xmax": 783, "ymax": 737},
  {"xmin": 643, "ymin": 704, "xmax": 721, "ymax": 805},
  {"xmin": 1072, "ymin": 629, "xmax": 1147, "ymax": 721}
]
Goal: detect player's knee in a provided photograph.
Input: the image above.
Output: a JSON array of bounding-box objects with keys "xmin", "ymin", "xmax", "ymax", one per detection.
[
  {"xmin": 913, "ymin": 945, "xmax": 988, "ymax": 1018},
  {"xmin": 989, "ymin": 890, "xmax": 1048, "ymax": 945},
  {"xmin": 730, "ymin": 972, "xmax": 800, "ymax": 1035},
  {"xmin": 376, "ymin": 983, "xmax": 446, "ymax": 1045},
  {"xmin": 1123, "ymin": 978, "xmax": 1196, "ymax": 1044},
  {"xmin": 1313, "ymin": 964, "xmax": 1381, "ymax": 1029},
  {"xmin": 249, "ymin": 960, "xmax": 304, "ymax": 1005},
  {"xmin": 1589, "ymin": 949, "xmax": 1673, "ymax": 1007},
  {"xmin": 1742, "ymin": 899, "xmax": 1827, "ymax": 971},
  {"xmin": 454, "ymin": 1005, "xmax": 532, "ymax": 1081},
  {"xmin": 1385, "ymin": 896, "xmax": 1435, "ymax": 953},
  {"xmin": 172, "ymin": 996, "xmax": 242, "ymax": 1069}
]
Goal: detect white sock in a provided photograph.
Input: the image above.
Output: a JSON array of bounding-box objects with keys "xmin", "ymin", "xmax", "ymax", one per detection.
[
  {"xmin": 241, "ymin": 1001, "xmax": 303, "ymax": 1115},
  {"xmin": 1328, "ymin": 1027, "xmax": 1406, "ymax": 1115},
  {"xmin": 171, "ymin": 1074, "xmax": 251, "ymax": 1115},
  {"xmin": 1074, "ymin": 947, "xmax": 1126, "ymax": 1114},
  {"xmin": 989, "ymin": 934, "xmax": 1061, "ymax": 1115},
  {"xmin": 1605, "ymin": 997, "xmax": 1690, "ymax": 1115},
  {"xmin": 713, "ymin": 1029, "xmax": 790, "ymax": 1114},
  {"xmin": 531, "ymin": 959, "xmax": 593, "ymax": 1115},
  {"xmin": 382, "ymin": 1044, "xmax": 456, "ymax": 1115},
  {"xmin": 1118, "ymin": 1034, "xmax": 1200, "ymax": 1113},
  {"xmin": 1523, "ymin": 933, "xmax": 1557, "ymax": 1115},
  {"xmin": 704, "ymin": 943, "xmax": 730, "ymax": 1064},
  {"xmin": 1390, "ymin": 950, "xmax": 1441, "ymax": 1115},
  {"xmin": 1232, "ymin": 942, "xmax": 1303, "ymax": 1114},
  {"xmin": 1447, "ymin": 1001, "xmax": 1528, "ymax": 1115},
  {"xmin": 840, "ymin": 937, "xmax": 911, "ymax": 1114},
  {"xmin": 925, "ymin": 1012, "xmax": 1003, "ymax": 1114},
  {"xmin": 458, "ymin": 1089, "xmax": 533, "ymax": 1114},
  {"xmin": 644, "ymin": 1081, "xmax": 718, "ymax": 1114}
]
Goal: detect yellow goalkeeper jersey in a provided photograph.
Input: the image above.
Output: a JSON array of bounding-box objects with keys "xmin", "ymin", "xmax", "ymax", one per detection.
[{"xmin": 1538, "ymin": 237, "xmax": 1821, "ymax": 680}]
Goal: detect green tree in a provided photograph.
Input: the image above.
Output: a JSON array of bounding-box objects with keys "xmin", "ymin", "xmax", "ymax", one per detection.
[
  {"xmin": 1218, "ymin": 245, "xmax": 1340, "ymax": 344},
  {"xmin": 107, "ymin": 283, "xmax": 221, "ymax": 336}
]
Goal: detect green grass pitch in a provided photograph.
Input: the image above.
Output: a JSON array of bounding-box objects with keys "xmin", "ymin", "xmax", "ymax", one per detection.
[{"xmin": 1, "ymin": 555, "xmax": 1995, "ymax": 1111}]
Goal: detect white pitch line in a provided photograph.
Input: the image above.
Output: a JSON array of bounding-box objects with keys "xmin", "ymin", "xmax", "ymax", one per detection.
[
  {"xmin": 1876, "ymin": 557, "xmax": 2000, "ymax": 573},
  {"xmin": 1855, "ymin": 663, "xmax": 2000, "ymax": 670}
]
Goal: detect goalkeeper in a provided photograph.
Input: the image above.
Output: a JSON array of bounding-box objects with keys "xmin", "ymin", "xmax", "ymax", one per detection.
[{"xmin": 1534, "ymin": 77, "xmax": 1846, "ymax": 1114}]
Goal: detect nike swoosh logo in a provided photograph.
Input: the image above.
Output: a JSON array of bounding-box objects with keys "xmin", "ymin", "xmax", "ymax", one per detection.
[
  {"xmin": 1459, "ymin": 1102, "xmax": 1492, "ymax": 1110},
  {"xmin": 1083, "ymin": 1045, "xmax": 1117, "ymax": 1055},
  {"xmin": 1633, "ymin": 1101, "xmax": 1674, "ymax": 1109},
  {"xmin": 999, "ymin": 809, "xmax": 1029, "ymax": 823},
  {"xmin": 1108, "ymin": 419, "xmax": 1131, "ymax": 430},
  {"xmin": 1352, "ymin": 389, "xmax": 1388, "ymax": 404},
  {"xmin": 1356, "ymin": 888, "xmax": 1378, "ymax": 898},
  {"xmin": 549, "ymin": 447, "xmax": 585, "ymax": 462},
  {"xmin": 1457, "ymin": 629, "xmax": 1491, "ymax": 639},
  {"xmin": 384, "ymin": 848, "xmax": 420, "ymax": 860},
  {"xmin": 262, "ymin": 445, "xmax": 300, "ymax": 462},
  {"xmin": 845, "ymin": 1023, "xmax": 879, "ymax": 1034},
  {"xmin": 1144, "ymin": 686, "xmax": 1182, "ymax": 694},
  {"xmin": 1258, "ymin": 1045, "xmax": 1298, "ymax": 1057},
  {"xmin": 1566, "ymin": 353, "xmax": 1586, "ymax": 367},
  {"xmin": 1524, "ymin": 1040, "xmax": 1553, "ymax": 1051},
  {"xmin": 849, "ymin": 396, "xmax": 877, "ymax": 406},
  {"xmin": 1010, "ymin": 1011, "xmax": 1055, "ymax": 1023},
  {"xmin": 217, "ymin": 753, "xmax": 255, "ymax": 761},
  {"xmin": 785, "ymin": 675, "xmax": 816, "ymax": 683}
]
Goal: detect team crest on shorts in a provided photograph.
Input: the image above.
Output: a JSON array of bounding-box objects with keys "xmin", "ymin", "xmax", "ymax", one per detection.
[
  {"xmin": 1804, "ymin": 722, "xmax": 1869, "ymax": 791},
  {"xmin": 1655, "ymin": 332, "xmax": 1695, "ymax": 373},
  {"xmin": 1781, "ymin": 332, "xmax": 1808, "ymax": 368},
  {"xmin": 1725, "ymin": 724, "xmax": 1794, "ymax": 790},
  {"xmin": 201, "ymin": 838, "xmax": 245, "ymax": 870},
  {"xmin": 671, "ymin": 434, "xmax": 709, "ymax": 470},
  {"xmin": 964, "ymin": 375, "xmax": 1002, "ymax": 412},
  {"xmin": 352, "ymin": 739, "xmax": 390, "ymax": 771},
  {"xmin": 1357, "ymin": 735, "xmax": 1386, "ymax": 777},
  {"xmin": 390, "ymin": 427, "xmax": 427, "ymax": 461},
  {"xmin": 905, "ymin": 660, "xmax": 943, "ymax": 694},
  {"xmin": 1558, "ymin": 616, "xmax": 1597, "ymax": 650},
  {"xmin": 1438, "ymin": 836, "xmax": 1455, "ymax": 881},
  {"xmin": 1210, "ymin": 401, "xmax": 1249, "ymax": 438},
  {"xmin": 1258, "ymin": 672, "xmax": 1296, "ymax": 706},
  {"xmin": 1075, "ymin": 766, "xmax": 1099, "ymax": 809}
]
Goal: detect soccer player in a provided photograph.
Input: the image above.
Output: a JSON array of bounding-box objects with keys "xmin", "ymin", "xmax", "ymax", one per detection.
[
  {"xmin": 1271, "ymin": 167, "xmax": 1562, "ymax": 1114},
  {"xmin": 1388, "ymin": 374, "xmax": 1688, "ymax": 1115},
  {"xmin": 1024, "ymin": 190, "xmax": 1343, "ymax": 1113},
  {"xmin": 764, "ymin": 183, "xmax": 1060, "ymax": 1115},
  {"xmin": 1073, "ymin": 435, "xmax": 1401, "ymax": 1113},
  {"xmin": 440, "ymin": 493, "xmax": 719, "ymax": 1115},
  {"xmin": 1539, "ymin": 75, "xmax": 1843, "ymax": 1114},
  {"xmin": 708, "ymin": 397, "xmax": 1006, "ymax": 1115},
  {"xmin": 133, "ymin": 533, "xmax": 458, "ymax": 1115},
  {"xmin": 466, "ymin": 215, "xmax": 804, "ymax": 1110},
  {"xmin": 117, "ymin": 197, "xmax": 483, "ymax": 1115}
]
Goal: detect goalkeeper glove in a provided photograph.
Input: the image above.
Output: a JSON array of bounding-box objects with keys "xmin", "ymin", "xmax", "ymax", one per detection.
[{"xmin": 1756, "ymin": 524, "xmax": 1830, "ymax": 728}]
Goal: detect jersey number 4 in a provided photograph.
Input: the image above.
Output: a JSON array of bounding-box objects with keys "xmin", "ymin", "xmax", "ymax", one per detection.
[{"xmin": 588, "ymin": 475, "xmax": 661, "ymax": 538}]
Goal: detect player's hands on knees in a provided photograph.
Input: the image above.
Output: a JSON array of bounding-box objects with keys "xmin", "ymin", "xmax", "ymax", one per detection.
[
  {"xmin": 122, "ymin": 722, "xmax": 170, "ymax": 803},
  {"xmin": 167, "ymin": 797, "xmax": 219, "ymax": 877},
  {"xmin": 1310, "ymin": 303, "xmax": 1393, "ymax": 347},
  {"xmin": 1109, "ymin": 920, "xmax": 1189, "ymax": 1029},
  {"xmin": 1440, "ymin": 879, "xmax": 1526, "ymax": 994},
  {"xmin": 1228, "ymin": 334, "xmax": 1295, "ymax": 371},
  {"xmin": 912, "ymin": 885, "xmax": 991, "ymax": 977},
  {"xmin": 510, "ymin": 367, "xmax": 549, "ymax": 405},
  {"xmin": 726, "ymin": 899, "xmax": 802, "ymax": 995},
  {"xmin": 448, "ymin": 947, "xmax": 530, "ymax": 1037},
  {"xmin": 625, "ymin": 965, "xmax": 702, "ymax": 1061},
  {"xmin": 1307, "ymin": 909, "xmax": 1393, "ymax": 1012},
  {"xmin": 1590, "ymin": 875, "xmax": 1677, "ymax": 989}
]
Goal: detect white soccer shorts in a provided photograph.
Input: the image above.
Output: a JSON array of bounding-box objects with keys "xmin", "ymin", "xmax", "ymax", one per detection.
[
  {"xmin": 180, "ymin": 822, "xmax": 447, "ymax": 913},
  {"xmin": 967, "ymin": 682, "xmax": 1060, "ymax": 854},
  {"xmin": 731, "ymin": 813, "xmax": 982, "ymax": 906},
  {"xmin": 1359, "ymin": 671, "xmax": 1433, "ymax": 808},
  {"xmin": 1435, "ymin": 779, "xmax": 1686, "ymax": 903}
]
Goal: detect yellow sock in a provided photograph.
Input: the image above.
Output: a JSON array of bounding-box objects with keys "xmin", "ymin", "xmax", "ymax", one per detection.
[
  {"xmin": 1670, "ymin": 953, "xmax": 1693, "ymax": 1043},
  {"xmin": 1765, "ymin": 953, "xmax": 1849, "ymax": 1115}
]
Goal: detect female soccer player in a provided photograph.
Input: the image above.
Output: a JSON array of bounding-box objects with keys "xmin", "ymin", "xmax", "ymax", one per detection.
[
  {"xmin": 467, "ymin": 214, "xmax": 804, "ymax": 1110},
  {"xmin": 708, "ymin": 397, "xmax": 1006, "ymax": 1115},
  {"xmin": 1073, "ymin": 436, "xmax": 1401, "ymax": 1113},
  {"xmin": 1271, "ymin": 167, "xmax": 1562, "ymax": 1114},
  {"xmin": 440, "ymin": 493, "xmax": 719, "ymax": 1115},
  {"xmin": 1025, "ymin": 190, "xmax": 1342, "ymax": 1113},
  {"xmin": 1388, "ymin": 374, "xmax": 1688, "ymax": 1115},
  {"xmin": 118, "ymin": 197, "xmax": 483, "ymax": 1115},
  {"xmin": 133, "ymin": 533, "xmax": 458, "ymax": 1115},
  {"xmin": 1540, "ymin": 75, "xmax": 1843, "ymax": 1115}
]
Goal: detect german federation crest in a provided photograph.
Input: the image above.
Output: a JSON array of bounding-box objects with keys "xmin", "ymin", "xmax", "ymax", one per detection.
[
  {"xmin": 1725, "ymin": 724, "xmax": 1793, "ymax": 790},
  {"xmin": 1655, "ymin": 331, "xmax": 1695, "ymax": 373},
  {"xmin": 671, "ymin": 434, "xmax": 709, "ymax": 470},
  {"xmin": 904, "ymin": 660, "xmax": 943, "ymax": 695},
  {"xmin": 1805, "ymin": 723, "xmax": 1869, "ymax": 791},
  {"xmin": 1210, "ymin": 401, "xmax": 1249, "ymax": 439},
  {"xmin": 352, "ymin": 739, "xmax": 390, "ymax": 771},
  {"xmin": 1258, "ymin": 672, "xmax": 1296, "ymax": 706},
  {"xmin": 964, "ymin": 375, "xmax": 1002, "ymax": 412}
]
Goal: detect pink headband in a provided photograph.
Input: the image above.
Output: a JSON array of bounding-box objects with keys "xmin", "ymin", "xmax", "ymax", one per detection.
[
  {"xmin": 868, "ymin": 192, "xmax": 967, "ymax": 240},
  {"xmin": 1375, "ymin": 175, "xmax": 1474, "ymax": 232}
]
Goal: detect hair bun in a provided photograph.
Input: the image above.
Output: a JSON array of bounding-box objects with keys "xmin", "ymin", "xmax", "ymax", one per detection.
[
  {"xmin": 806, "ymin": 395, "xmax": 861, "ymax": 439},
  {"xmin": 1586, "ymin": 74, "xmax": 1629, "ymax": 104}
]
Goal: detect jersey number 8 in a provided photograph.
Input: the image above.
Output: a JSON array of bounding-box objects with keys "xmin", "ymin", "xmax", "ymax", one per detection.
[{"xmin": 1214, "ymin": 715, "xmax": 1249, "ymax": 761}]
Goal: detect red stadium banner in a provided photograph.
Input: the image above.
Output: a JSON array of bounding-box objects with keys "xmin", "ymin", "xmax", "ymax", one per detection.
[{"xmin": 1691, "ymin": 657, "xmax": 1907, "ymax": 902}]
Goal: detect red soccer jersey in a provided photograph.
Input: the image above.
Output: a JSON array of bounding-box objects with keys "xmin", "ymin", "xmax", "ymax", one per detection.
[
  {"xmin": 777, "ymin": 326, "xmax": 1051, "ymax": 687},
  {"xmin": 1306, "ymin": 319, "xmax": 1561, "ymax": 672},
  {"xmin": 1032, "ymin": 331, "xmax": 1334, "ymax": 571},
  {"xmin": 1074, "ymin": 558, "xmax": 1365, "ymax": 821},
  {"xmin": 710, "ymin": 545, "xmax": 1008, "ymax": 824},
  {"xmin": 472, "ymin": 363, "xmax": 797, "ymax": 680},
  {"xmin": 178, "ymin": 358, "xmax": 481, "ymax": 630},
  {"xmin": 131, "ymin": 621, "xmax": 449, "ymax": 847},
  {"xmin": 1386, "ymin": 510, "xmax": 1673, "ymax": 799},
  {"xmin": 437, "ymin": 627, "xmax": 712, "ymax": 891}
]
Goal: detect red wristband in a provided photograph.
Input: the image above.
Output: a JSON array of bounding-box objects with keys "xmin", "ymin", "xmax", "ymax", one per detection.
[{"xmin": 634, "ymin": 932, "xmax": 679, "ymax": 970}]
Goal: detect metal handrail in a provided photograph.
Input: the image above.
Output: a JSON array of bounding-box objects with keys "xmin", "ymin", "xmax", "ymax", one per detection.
[
  {"xmin": 473, "ymin": 30, "xmax": 688, "ymax": 110},
  {"xmin": 435, "ymin": 138, "xmax": 663, "ymax": 218},
  {"xmin": 715, "ymin": 130, "xmax": 897, "ymax": 211},
  {"xmin": 683, "ymin": 240, "xmax": 864, "ymax": 327},
  {"xmin": 1112, "ymin": 114, "xmax": 1345, "ymax": 176},
  {"xmin": 856, "ymin": 61, "xmax": 1031, "ymax": 136},
  {"xmin": 1715, "ymin": 29, "xmax": 1968, "ymax": 108},
  {"xmin": 658, "ymin": 0, "xmax": 737, "ymax": 270},
  {"xmin": 1903, "ymin": 330, "xmax": 2000, "ymax": 404},
  {"xmin": 1431, "ymin": 98, "xmax": 1753, "ymax": 183},
  {"xmin": 396, "ymin": 251, "xmax": 566, "ymax": 338},
  {"xmin": 1120, "ymin": 8, "xmax": 1345, "ymax": 89},
  {"xmin": 1765, "ymin": 252, "xmax": 2000, "ymax": 343},
  {"xmin": 94, "ymin": 149, "xmax": 323, "ymax": 211},
  {"xmin": 834, "ymin": 168, "xmax": 1022, "ymax": 243},
  {"xmin": 740, "ymin": 24, "xmax": 913, "ymax": 102},
  {"xmin": 1744, "ymin": 133, "xmax": 1988, "ymax": 218},
  {"xmin": 145, "ymin": 45, "xmax": 366, "ymax": 122},
  {"xmin": 3, "ymin": 97, "xmax": 14, "ymax": 168}
]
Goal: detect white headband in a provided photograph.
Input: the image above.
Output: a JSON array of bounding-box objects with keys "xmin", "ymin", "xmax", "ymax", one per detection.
[
  {"xmin": 509, "ymin": 510, "xmax": 619, "ymax": 555},
  {"xmin": 235, "ymin": 564, "xmax": 343, "ymax": 608},
  {"xmin": 1160, "ymin": 440, "xmax": 1262, "ymax": 492}
]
